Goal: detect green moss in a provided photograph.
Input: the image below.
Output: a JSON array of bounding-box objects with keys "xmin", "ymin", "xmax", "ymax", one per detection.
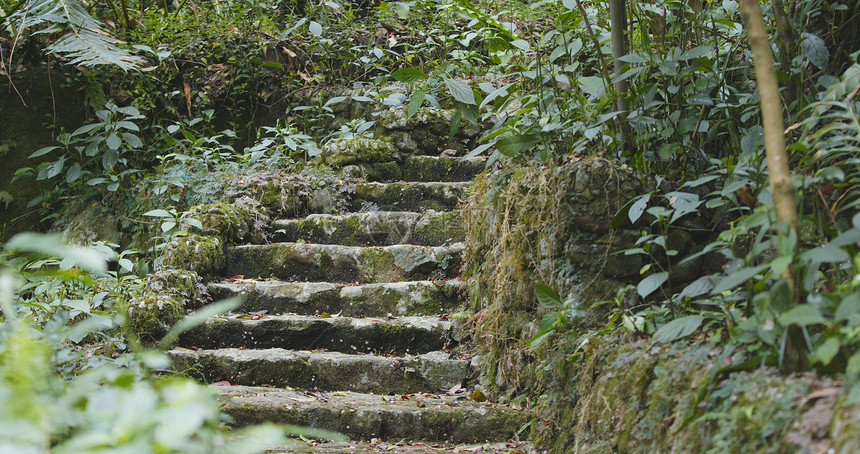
[
  {"xmin": 125, "ymin": 294, "xmax": 184, "ymax": 343},
  {"xmin": 363, "ymin": 161, "xmax": 402, "ymax": 181},
  {"xmin": 190, "ymin": 202, "xmax": 266, "ymax": 243},
  {"xmin": 161, "ymin": 234, "xmax": 225, "ymax": 276},
  {"xmin": 322, "ymin": 137, "xmax": 396, "ymax": 166},
  {"xmin": 145, "ymin": 269, "xmax": 205, "ymax": 309}
]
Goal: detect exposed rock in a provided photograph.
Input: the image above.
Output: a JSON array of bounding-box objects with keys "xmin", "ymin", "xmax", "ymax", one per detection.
[
  {"xmin": 61, "ymin": 203, "xmax": 122, "ymax": 245},
  {"xmin": 322, "ymin": 137, "xmax": 396, "ymax": 166},
  {"xmin": 125, "ymin": 293, "xmax": 184, "ymax": 342},
  {"xmin": 145, "ymin": 269, "xmax": 207, "ymax": 310},
  {"xmin": 161, "ymin": 234, "xmax": 224, "ymax": 276}
]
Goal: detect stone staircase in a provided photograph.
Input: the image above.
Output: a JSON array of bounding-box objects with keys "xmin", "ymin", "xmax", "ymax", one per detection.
[{"xmin": 165, "ymin": 152, "xmax": 535, "ymax": 452}]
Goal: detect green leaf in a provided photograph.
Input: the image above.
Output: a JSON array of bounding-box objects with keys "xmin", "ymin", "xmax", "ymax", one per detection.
[
  {"xmin": 161, "ymin": 221, "xmax": 176, "ymax": 232},
  {"xmin": 711, "ymin": 265, "xmax": 768, "ymax": 294},
  {"xmin": 538, "ymin": 311, "xmax": 559, "ymax": 332},
  {"xmin": 680, "ymin": 276, "xmax": 712, "ymax": 299},
  {"xmin": 115, "ymin": 121, "xmax": 139, "ymax": 131},
  {"xmin": 29, "ymin": 146, "xmax": 60, "ymax": 158},
  {"xmin": 800, "ymin": 245, "xmax": 850, "ymax": 263},
  {"xmin": 628, "ymin": 194, "xmax": 650, "ymax": 224},
  {"xmin": 6, "ymin": 232, "xmax": 107, "ymax": 274},
  {"xmin": 464, "ymin": 142, "xmax": 494, "ymax": 159},
  {"xmin": 813, "ymin": 337, "xmax": 841, "ymax": 366},
  {"xmin": 390, "ymin": 67, "xmax": 429, "ymax": 83},
  {"xmin": 777, "ymin": 304, "xmax": 826, "ymax": 327},
  {"xmin": 143, "ymin": 209, "xmax": 171, "ymax": 218},
  {"xmin": 444, "ymin": 78, "xmax": 476, "ymax": 105},
  {"xmin": 835, "ymin": 293, "xmax": 860, "ymax": 322},
  {"xmin": 64, "ymin": 163, "xmax": 82, "ymax": 184},
  {"xmin": 535, "ymin": 284, "xmax": 563, "ymax": 309},
  {"xmin": 653, "ymin": 315, "xmax": 704, "ymax": 343},
  {"xmin": 122, "ymin": 132, "xmax": 142, "ymax": 149},
  {"xmin": 847, "ymin": 352, "xmax": 860, "ymax": 381},
  {"xmin": 680, "ymin": 45, "xmax": 713, "ymax": 60},
  {"xmin": 106, "ymin": 133, "xmax": 122, "ymax": 150},
  {"xmin": 407, "ymin": 88, "xmax": 426, "ymax": 119},
  {"xmin": 801, "ymin": 32, "xmax": 829, "ymax": 69},
  {"xmin": 185, "ymin": 218, "xmax": 203, "ymax": 230},
  {"xmin": 496, "ymin": 134, "xmax": 540, "ymax": 156},
  {"xmin": 638, "ymin": 272, "xmax": 668, "ymax": 299},
  {"xmin": 510, "ymin": 39, "xmax": 530, "ymax": 51},
  {"xmin": 324, "ymin": 96, "xmax": 348, "ymax": 107},
  {"xmin": 309, "ymin": 21, "xmax": 323, "ymax": 37}
]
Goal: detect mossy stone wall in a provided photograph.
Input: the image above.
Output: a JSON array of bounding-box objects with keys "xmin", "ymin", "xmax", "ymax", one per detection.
[{"xmin": 462, "ymin": 159, "xmax": 860, "ymax": 452}]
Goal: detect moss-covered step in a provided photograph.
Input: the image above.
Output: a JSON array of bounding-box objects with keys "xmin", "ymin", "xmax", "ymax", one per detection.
[
  {"xmin": 361, "ymin": 156, "xmax": 486, "ymax": 183},
  {"xmin": 217, "ymin": 385, "xmax": 530, "ymax": 443},
  {"xmin": 169, "ymin": 348, "xmax": 470, "ymax": 394},
  {"xmin": 178, "ymin": 314, "xmax": 452, "ymax": 355},
  {"xmin": 223, "ymin": 243, "xmax": 464, "ymax": 283},
  {"xmin": 209, "ymin": 279, "xmax": 463, "ymax": 316},
  {"xmin": 349, "ymin": 182, "xmax": 469, "ymax": 212},
  {"xmin": 268, "ymin": 440, "xmax": 538, "ymax": 453},
  {"xmin": 270, "ymin": 210, "xmax": 464, "ymax": 246}
]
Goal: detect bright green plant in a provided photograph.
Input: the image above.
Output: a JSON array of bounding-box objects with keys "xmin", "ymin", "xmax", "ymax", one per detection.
[{"xmin": 26, "ymin": 101, "xmax": 145, "ymax": 193}]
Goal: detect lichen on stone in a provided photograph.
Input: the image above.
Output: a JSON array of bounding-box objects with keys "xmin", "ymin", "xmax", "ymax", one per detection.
[
  {"xmin": 125, "ymin": 293, "xmax": 184, "ymax": 343},
  {"xmin": 161, "ymin": 234, "xmax": 225, "ymax": 276},
  {"xmin": 321, "ymin": 136, "xmax": 396, "ymax": 167}
]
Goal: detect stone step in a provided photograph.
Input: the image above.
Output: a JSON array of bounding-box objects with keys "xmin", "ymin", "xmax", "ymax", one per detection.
[
  {"xmin": 178, "ymin": 314, "xmax": 452, "ymax": 355},
  {"xmin": 209, "ymin": 279, "xmax": 464, "ymax": 316},
  {"xmin": 270, "ymin": 210, "xmax": 463, "ymax": 246},
  {"xmin": 224, "ymin": 243, "xmax": 463, "ymax": 283},
  {"xmin": 269, "ymin": 440, "xmax": 538, "ymax": 453},
  {"xmin": 217, "ymin": 385, "xmax": 530, "ymax": 443},
  {"xmin": 361, "ymin": 156, "xmax": 485, "ymax": 183},
  {"xmin": 350, "ymin": 182, "xmax": 468, "ymax": 212},
  {"xmin": 169, "ymin": 348, "xmax": 471, "ymax": 395}
]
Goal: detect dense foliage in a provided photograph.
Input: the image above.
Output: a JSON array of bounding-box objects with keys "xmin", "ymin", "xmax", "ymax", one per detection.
[{"xmin": 1, "ymin": 0, "xmax": 859, "ymax": 449}]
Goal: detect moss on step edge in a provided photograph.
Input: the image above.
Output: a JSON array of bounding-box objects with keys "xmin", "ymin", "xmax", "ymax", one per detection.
[
  {"xmin": 322, "ymin": 137, "xmax": 396, "ymax": 167},
  {"xmin": 161, "ymin": 234, "xmax": 224, "ymax": 276},
  {"xmin": 124, "ymin": 294, "xmax": 184, "ymax": 343},
  {"xmin": 189, "ymin": 202, "xmax": 270, "ymax": 244}
]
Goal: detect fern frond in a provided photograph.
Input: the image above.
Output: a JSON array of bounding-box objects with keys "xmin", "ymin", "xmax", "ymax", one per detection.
[{"xmin": 13, "ymin": 0, "xmax": 138, "ymax": 70}]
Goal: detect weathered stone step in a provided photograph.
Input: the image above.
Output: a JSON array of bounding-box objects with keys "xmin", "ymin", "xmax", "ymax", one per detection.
[
  {"xmin": 270, "ymin": 210, "xmax": 463, "ymax": 246},
  {"xmin": 224, "ymin": 243, "xmax": 463, "ymax": 283},
  {"xmin": 217, "ymin": 385, "xmax": 530, "ymax": 443},
  {"xmin": 170, "ymin": 348, "xmax": 470, "ymax": 394},
  {"xmin": 269, "ymin": 440, "xmax": 538, "ymax": 453},
  {"xmin": 350, "ymin": 182, "xmax": 468, "ymax": 212},
  {"xmin": 178, "ymin": 314, "xmax": 452, "ymax": 355},
  {"xmin": 361, "ymin": 156, "xmax": 486, "ymax": 183},
  {"xmin": 209, "ymin": 279, "xmax": 463, "ymax": 316}
]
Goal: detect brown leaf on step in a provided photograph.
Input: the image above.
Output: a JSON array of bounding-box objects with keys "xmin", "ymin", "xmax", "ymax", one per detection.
[
  {"xmin": 212, "ymin": 381, "xmax": 231, "ymax": 386},
  {"xmin": 805, "ymin": 387, "xmax": 839, "ymax": 401},
  {"xmin": 446, "ymin": 383, "xmax": 462, "ymax": 395}
]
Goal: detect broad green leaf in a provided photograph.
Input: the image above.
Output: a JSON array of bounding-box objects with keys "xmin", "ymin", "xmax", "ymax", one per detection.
[
  {"xmin": 407, "ymin": 88, "xmax": 426, "ymax": 119},
  {"xmin": 813, "ymin": 337, "xmax": 841, "ymax": 366},
  {"xmin": 71, "ymin": 123, "xmax": 103, "ymax": 137},
  {"xmin": 444, "ymin": 78, "xmax": 476, "ymax": 105},
  {"xmin": 510, "ymin": 39, "xmax": 530, "ymax": 51},
  {"xmin": 122, "ymin": 132, "xmax": 142, "ymax": 148},
  {"xmin": 143, "ymin": 209, "xmax": 171, "ymax": 218},
  {"xmin": 30, "ymin": 146, "xmax": 59, "ymax": 158},
  {"xmin": 653, "ymin": 315, "xmax": 704, "ymax": 343},
  {"xmin": 680, "ymin": 45, "xmax": 713, "ymax": 60},
  {"xmin": 777, "ymin": 304, "xmax": 826, "ymax": 327},
  {"xmin": 711, "ymin": 265, "xmax": 768, "ymax": 294},
  {"xmin": 324, "ymin": 96, "xmax": 348, "ymax": 106},
  {"xmin": 628, "ymin": 194, "xmax": 650, "ymax": 224},
  {"xmin": 463, "ymin": 142, "xmax": 493, "ymax": 159},
  {"xmin": 65, "ymin": 163, "xmax": 82, "ymax": 183},
  {"xmin": 801, "ymin": 32, "xmax": 829, "ymax": 69},
  {"xmin": 496, "ymin": 134, "xmax": 540, "ymax": 156},
  {"xmin": 538, "ymin": 311, "xmax": 560, "ymax": 332},
  {"xmin": 638, "ymin": 272, "xmax": 668, "ymax": 298},
  {"xmin": 309, "ymin": 21, "xmax": 323, "ymax": 37},
  {"xmin": 161, "ymin": 221, "xmax": 176, "ymax": 232},
  {"xmin": 847, "ymin": 351, "xmax": 860, "ymax": 381},
  {"xmin": 801, "ymin": 245, "xmax": 850, "ymax": 263},
  {"xmin": 115, "ymin": 121, "xmax": 139, "ymax": 131},
  {"xmin": 680, "ymin": 276, "xmax": 712, "ymax": 299},
  {"xmin": 527, "ymin": 329, "xmax": 555, "ymax": 347},
  {"xmin": 618, "ymin": 53, "xmax": 648, "ymax": 63},
  {"xmin": 836, "ymin": 293, "xmax": 860, "ymax": 322},
  {"xmin": 185, "ymin": 218, "xmax": 203, "ymax": 230},
  {"xmin": 106, "ymin": 133, "xmax": 122, "ymax": 150},
  {"xmin": 535, "ymin": 284, "xmax": 563, "ymax": 309},
  {"xmin": 390, "ymin": 67, "xmax": 429, "ymax": 83},
  {"xmin": 6, "ymin": 232, "xmax": 107, "ymax": 274}
]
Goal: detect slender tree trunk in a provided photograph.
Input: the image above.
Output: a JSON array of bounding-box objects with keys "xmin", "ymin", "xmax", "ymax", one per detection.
[
  {"xmin": 609, "ymin": 0, "xmax": 630, "ymax": 153},
  {"xmin": 739, "ymin": 0, "xmax": 806, "ymax": 371}
]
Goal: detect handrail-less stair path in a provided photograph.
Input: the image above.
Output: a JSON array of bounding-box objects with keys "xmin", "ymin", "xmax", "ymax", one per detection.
[{"xmin": 165, "ymin": 150, "xmax": 534, "ymax": 452}]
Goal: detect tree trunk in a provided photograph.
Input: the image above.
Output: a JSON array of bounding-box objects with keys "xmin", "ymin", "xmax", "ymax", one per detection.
[{"xmin": 739, "ymin": 0, "xmax": 806, "ymax": 371}]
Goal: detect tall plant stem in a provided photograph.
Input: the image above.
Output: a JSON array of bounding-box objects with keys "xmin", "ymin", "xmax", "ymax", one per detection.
[{"xmin": 740, "ymin": 0, "xmax": 806, "ymax": 371}]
